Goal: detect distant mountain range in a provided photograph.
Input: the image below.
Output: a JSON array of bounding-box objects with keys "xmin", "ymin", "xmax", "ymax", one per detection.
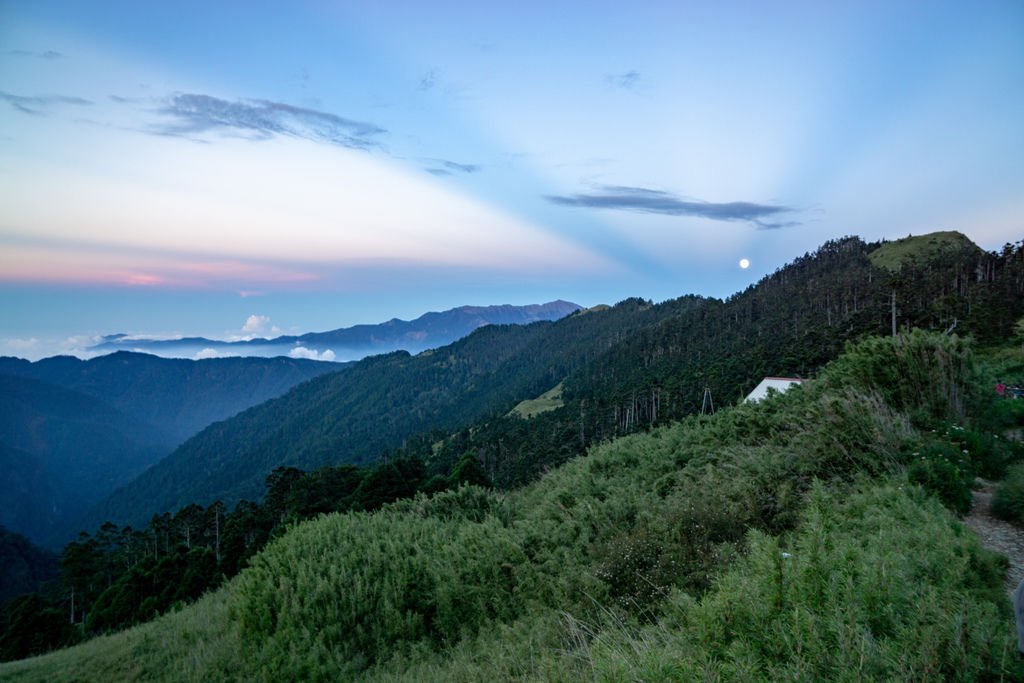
[
  {"xmin": 88, "ymin": 301, "xmax": 582, "ymax": 360},
  {"xmin": 1, "ymin": 301, "xmax": 581, "ymax": 547},
  {"xmin": 0, "ymin": 353, "xmax": 339, "ymax": 547}
]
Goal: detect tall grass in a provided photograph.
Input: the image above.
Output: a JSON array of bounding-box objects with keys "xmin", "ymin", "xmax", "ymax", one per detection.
[{"xmin": 365, "ymin": 482, "xmax": 1018, "ymax": 682}]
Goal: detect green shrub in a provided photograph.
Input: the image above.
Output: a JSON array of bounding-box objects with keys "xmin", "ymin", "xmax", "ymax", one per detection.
[
  {"xmin": 991, "ymin": 463, "xmax": 1024, "ymax": 523},
  {"xmin": 822, "ymin": 330, "xmax": 971, "ymax": 426},
  {"xmin": 906, "ymin": 454, "xmax": 972, "ymax": 515},
  {"xmin": 231, "ymin": 508, "xmax": 537, "ymax": 677},
  {"xmin": 553, "ymin": 483, "xmax": 1020, "ymax": 682}
]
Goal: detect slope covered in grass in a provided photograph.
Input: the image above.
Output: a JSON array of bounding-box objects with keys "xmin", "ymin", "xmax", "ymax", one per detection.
[
  {"xmin": 3, "ymin": 331, "xmax": 1021, "ymax": 681},
  {"xmin": 868, "ymin": 230, "xmax": 979, "ymax": 272}
]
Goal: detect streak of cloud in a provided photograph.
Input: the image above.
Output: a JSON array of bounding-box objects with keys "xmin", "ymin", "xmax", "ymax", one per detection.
[
  {"xmin": 5, "ymin": 49, "xmax": 64, "ymax": 59},
  {"xmin": 546, "ymin": 185, "xmax": 800, "ymax": 229},
  {"xmin": 150, "ymin": 93, "xmax": 386, "ymax": 150},
  {"xmin": 0, "ymin": 90, "xmax": 92, "ymax": 115},
  {"xmin": 606, "ymin": 70, "xmax": 642, "ymax": 90},
  {"xmin": 441, "ymin": 160, "xmax": 479, "ymax": 173},
  {"xmin": 425, "ymin": 159, "xmax": 480, "ymax": 176}
]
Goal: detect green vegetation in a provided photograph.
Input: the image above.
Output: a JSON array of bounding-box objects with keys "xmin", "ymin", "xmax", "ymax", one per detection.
[
  {"xmin": 992, "ymin": 464, "xmax": 1024, "ymax": 523},
  {"xmin": 3, "ymin": 330, "xmax": 1021, "ymax": 681},
  {"xmin": 509, "ymin": 382, "xmax": 564, "ymax": 418},
  {"xmin": 0, "ymin": 455, "xmax": 491, "ymax": 662},
  {"xmin": 868, "ymin": 230, "xmax": 978, "ymax": 272}
]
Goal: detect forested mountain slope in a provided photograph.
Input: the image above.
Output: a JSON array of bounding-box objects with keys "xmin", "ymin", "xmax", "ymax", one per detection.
[
  {"xmin": 3, "ymin": 331, "xmax": 1021, "ymax": 680},
  {"xmin": 0, "ymin": 526, "xmax": 57, "ymax": 605},
  {"xmin": 418, "ymin": 234, "xmax": 1024, "ymax": 486},
  {"xmin": 0, "ymin": 352, "xmax": 340, "ymax": 443},
  {"xmin": 79, "ymin": 297, "xmax": 703, "ymax": 531},
  {"xmin": 0, "ymin": 376, "xmax": 175, "ymax": 545}
]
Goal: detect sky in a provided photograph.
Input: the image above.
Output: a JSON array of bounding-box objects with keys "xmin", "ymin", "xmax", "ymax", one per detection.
[{"xmin": 1, "ymin": 0, "xmax": 1022, "ymax": 360}]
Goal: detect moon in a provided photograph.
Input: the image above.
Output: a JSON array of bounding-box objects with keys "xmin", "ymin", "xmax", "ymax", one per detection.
[{"xmin": 739, "ymin": 258, "xmax": 750, "ymax": 269}]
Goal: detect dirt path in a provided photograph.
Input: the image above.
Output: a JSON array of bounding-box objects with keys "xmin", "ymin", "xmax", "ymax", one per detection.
[{"xmin": 963, "ymin": 482, "xmax": 1024, "ymax": 593}]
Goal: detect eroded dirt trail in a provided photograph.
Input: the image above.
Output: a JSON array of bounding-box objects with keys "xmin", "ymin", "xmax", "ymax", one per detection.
[{"xmin": 964, "ymin": 484, "xmax": 1024, "ymax": 593}]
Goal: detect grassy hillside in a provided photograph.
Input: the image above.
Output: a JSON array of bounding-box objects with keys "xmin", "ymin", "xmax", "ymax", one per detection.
[
  {"xmin": 4, "ymin": 331, "xmax": 1021, "ymax": 680},
  {"xmin": 868, "ymin": 230, "xmax": 979, "ymax": 272},
  {"xmin": 509, "ymin": 382, "xmax": 563, "ymax": 418}
]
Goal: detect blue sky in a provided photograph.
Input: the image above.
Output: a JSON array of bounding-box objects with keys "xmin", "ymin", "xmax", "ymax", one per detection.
[{"xmin": 2, "ymin": 0, "xmax": 1022, "ymax": 359}]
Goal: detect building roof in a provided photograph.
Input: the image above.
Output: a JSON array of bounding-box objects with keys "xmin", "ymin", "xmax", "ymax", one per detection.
[{"xmin": 745, "ymin": 377, "xmax": 805, "ymax": 403}]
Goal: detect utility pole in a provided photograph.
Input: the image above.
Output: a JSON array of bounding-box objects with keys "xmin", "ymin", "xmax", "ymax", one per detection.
[
  {"xmin": 701, "ymin": 387, "xmax": 715, "ymax": 415},
  {"xmin": 891, "ymin": 290, "xmax": 897, "ymax": 337}
]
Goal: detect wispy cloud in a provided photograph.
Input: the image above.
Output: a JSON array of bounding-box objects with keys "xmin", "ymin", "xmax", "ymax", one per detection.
[
  {"xmin": 0, "ymin": 90, "xmax": 92, "ymax": 116},
  {"xmin": 418, "ymin": 69, "xmax": 439, "ymax": 91},
  {"xmin": 425, "ymin": 159, "xmax": 480, "ymax": 176},
  {"xmin": 546, "ymin": 185, "xmax": 799, "ymax": 229},
  {"xmin": 606, "ymin": 70, "xmax": 642, "ymax": 91},
  {"xmin": 443, "ymin": 160, "xmax": 479, "ymax": 173},
  {"xmin": 4, "ymin": 337, "xmax": 39, "ymax": 351},
  {"xmin": 149, "ymin": 93, "xmax": 387, "ymax": 150},
  {"xmin": 5, "ymin": 49, "xmax": 64, "ymax": 60}
]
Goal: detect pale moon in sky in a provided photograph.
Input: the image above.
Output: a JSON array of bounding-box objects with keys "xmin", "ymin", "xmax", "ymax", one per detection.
[{"xmin": 739, "ymin": 258, "xmax": 751, "ymax": 269}]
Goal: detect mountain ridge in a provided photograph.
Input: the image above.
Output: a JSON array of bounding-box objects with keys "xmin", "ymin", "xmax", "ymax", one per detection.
[{"xmin": 88, "ymin": 300, "xmax": 582, "ymax": 360}]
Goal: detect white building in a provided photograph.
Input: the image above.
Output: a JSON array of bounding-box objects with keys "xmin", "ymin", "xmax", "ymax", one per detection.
[{"xmin": 745, "ymin": 377, "xmax": 805, "ymax": 403}]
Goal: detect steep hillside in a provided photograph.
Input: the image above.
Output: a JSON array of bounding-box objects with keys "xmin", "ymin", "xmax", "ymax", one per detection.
[
  {"xmin": 78, "ymin": 297, "xmax": 699, "ymax": 530},
  {"xmin": 0, "ymin": 376, "xmax": 175, "ymax": 545},
  {"xmin": 0, "ymin": 352, "xmax": 340, "ymax": 443},
  {"xmin": 0, "ymin": 526, "xmax": 57, "ymax": 605},
  {"xmin": 421, "ymin": 235, "xmax": 1024, "ymax": 486},
  {"xmin": 3, "ymin": 331, "xmax": 1020, "ymax": 680}
]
